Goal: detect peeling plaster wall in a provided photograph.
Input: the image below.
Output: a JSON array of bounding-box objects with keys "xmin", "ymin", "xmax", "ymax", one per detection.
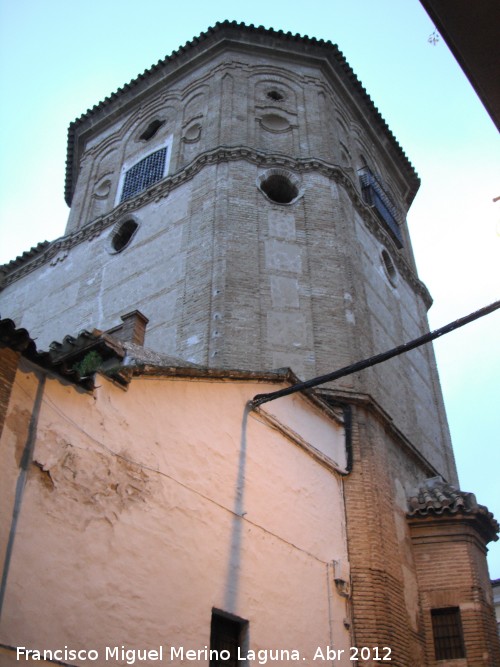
[{"xmin": 0, "ymin": 367, "xmax": 351, "ymax": 665}]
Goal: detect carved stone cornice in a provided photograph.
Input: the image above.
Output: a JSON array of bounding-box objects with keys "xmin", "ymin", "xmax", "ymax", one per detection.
[
  {"xmin": 1, "ymin": 145, "xmax": 431, "ymax": 307},
  {"xmin": 65, "ymin": 21, "xmax": 419, "ymax": 206}
]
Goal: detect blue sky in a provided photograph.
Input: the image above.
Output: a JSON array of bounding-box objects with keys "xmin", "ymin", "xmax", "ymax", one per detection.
[{"xmin": 0, "ymin": 0, "xmax": 499, "ymax": 576}]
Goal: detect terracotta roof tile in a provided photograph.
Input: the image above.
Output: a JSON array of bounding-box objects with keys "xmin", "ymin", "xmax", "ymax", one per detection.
[
  {"xmin": 0, "ymin": 317, "xmax": 39, "ymax": 357},
  {"xmin": 0, "ymin": 315, "xmax": 199, "ymax": 388},
  {"xmin": 0, "ymin": 316, "xmax": 117, "ymax": 388},
  {"xmin": 408, "ymin": 476, "xmax": 499, "ymax": 540},
  {"xmin": 0, "ymin": 241, "xmax": 50, "ymax": 272}
]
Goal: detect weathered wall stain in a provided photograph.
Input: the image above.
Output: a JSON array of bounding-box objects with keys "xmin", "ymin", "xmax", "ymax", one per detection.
[{"xmin": 5, "ymin": 407, "xmax": 31, "ymax": 468}]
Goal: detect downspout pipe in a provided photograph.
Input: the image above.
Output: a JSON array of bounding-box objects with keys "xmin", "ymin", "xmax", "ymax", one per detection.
[{"xmin": 0, "ymin": 371, "xmax": 46, "ymax": 618}]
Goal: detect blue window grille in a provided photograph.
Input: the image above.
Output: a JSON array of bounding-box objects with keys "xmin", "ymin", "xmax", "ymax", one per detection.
[
  {"xmin": 359, "ymin": 169, "xmax": 403, "ymax": 248},
  {"xmin": 120, "ymin": 147, "xmax": 168, "ymax": 203}
]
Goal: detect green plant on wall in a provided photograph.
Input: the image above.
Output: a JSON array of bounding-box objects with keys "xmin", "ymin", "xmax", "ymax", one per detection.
[{"xmin": 72, "ymin": 350, "xmax": 103, "ymax": 377}]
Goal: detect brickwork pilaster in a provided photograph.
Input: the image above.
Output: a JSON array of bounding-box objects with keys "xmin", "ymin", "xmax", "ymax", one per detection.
[
  {"xmin": 409, "ymin": 518, "xmax": 500, "ymax": 666},
  {"xmin": 343, "ymin": 405, "xmax": 426, "ymax": 665}
]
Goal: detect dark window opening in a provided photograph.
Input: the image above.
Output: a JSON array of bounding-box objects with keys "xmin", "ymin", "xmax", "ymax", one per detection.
[
  {"xmin": 381, "ymin": 249, "xmax": 397, "ymax": 286},
  {"xmin": 111, "ymin": 219, "xmax": 138, "ymax": 252},
  {"xmin": 267, "ymin": 89, "xmax": 284, "ymax": 101},
  {"xmin": 359, "ymin": 169, "xmax": 403, "ymax": 248},
  {"xmin": 210, "ymin": 609, "xmax": 247, "ymax": 667},
  {"xmin": 431, "ymin": 607, "xmax": 466, "ymax": 660},
  {"xmin": 260, "ymin": 174, "xmax": 298, "ymax": 204},
  {"xmin": 140, "ymin": 119, "xmax": 165, "ymax": 141},
  {"xmin": 120, "ymin": 147, "xmax": 167, "ymax": 203}
]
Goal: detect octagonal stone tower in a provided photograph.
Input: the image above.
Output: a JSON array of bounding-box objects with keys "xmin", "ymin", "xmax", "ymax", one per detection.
[
  {"xmin": 3, "ymin": 23, "xmax": 500, "ymax": 664},
  {"xmin": 0, "ymin": 23, "xmax": 455, "ymax": 482}
]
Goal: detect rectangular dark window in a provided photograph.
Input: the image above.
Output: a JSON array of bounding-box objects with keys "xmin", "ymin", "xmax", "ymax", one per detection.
[
  {"xmin": 359, "ymin": 170, "xmax": 404, "ymax": 248},
  {"xmin": 120, "ymin": 146, "xmax": 167, "ymax": 203},
  {"xmin": 210, "ymin": 609, "xmax": 247, "ymax": 667},
  {"xmin": 431, "ymin": 607, "xmax": 466, "ymax": 660}
]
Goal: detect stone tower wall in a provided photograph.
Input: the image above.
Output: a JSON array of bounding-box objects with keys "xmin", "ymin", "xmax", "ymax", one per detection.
[
  {"xmin": 64, "ymin": 49, "xmax": 415, "ymax": 241},
  {"xmin": 4, "ymin": 26, "xmax": 498, "ymax": 665},
  {"xmin": 0, "ymin": 33, "xmax": 455, "ymax": 482}
]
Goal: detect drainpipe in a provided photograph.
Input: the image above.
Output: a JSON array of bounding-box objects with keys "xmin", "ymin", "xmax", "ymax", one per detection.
[{"xmin": 0, "ymin": 370, "xmax": 46, "ymax": 618}]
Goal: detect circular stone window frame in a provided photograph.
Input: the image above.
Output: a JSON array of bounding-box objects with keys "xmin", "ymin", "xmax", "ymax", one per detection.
[
  {"xmin": 107, "ymin": 216, "xmax": 140, "ymax": 255},
  {"xmin": 259, "ymin": 113, "xmax": 292, "ymax": 133},
  {"xmin": 93, "ymin": 176, "xmax": 112, "ymax": 200},
  {"xmin": 182, "ymin": 122, "xmax": 202, "ymax": 143},
  {"xmin": 380, "ymin": 248, "xmax": 398, "ymax": 288},
  {"xmin": 257, "ymin": 169, "xmax": 303, "ymax": 206}
]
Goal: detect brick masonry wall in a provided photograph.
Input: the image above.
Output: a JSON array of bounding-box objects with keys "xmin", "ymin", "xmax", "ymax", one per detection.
[
  {"xmin": 410, "ymin": 520, "xmax": 500, "ymax": 666},
  {"xmin": 343, "ymin": 397, "xmax": 499, "ymax": 665},
  {"xmin": 342, "ymin": 403, "xmax": 428, "ymax": 665}
]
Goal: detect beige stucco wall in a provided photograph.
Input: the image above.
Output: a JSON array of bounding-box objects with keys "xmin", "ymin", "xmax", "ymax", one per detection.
[{"xmin": 0, "ymin": 363, "xmax": 351, "ymax": 666}]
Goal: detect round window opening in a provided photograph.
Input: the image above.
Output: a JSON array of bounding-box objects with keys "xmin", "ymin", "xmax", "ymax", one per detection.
[
  {"xmin": 260, "ymin": 174, "xmax": 299, "ymax": 204},
  {"xmin": 111, "ymin": 219, "xmax": 139, "ymax": 253},
  {"xmin": 267, "ymin": 89, "xmax": 284, "ymax": 102},
  {"xmin": 381, "ymin": 249, "xmax": 397, "ymax": 286}
]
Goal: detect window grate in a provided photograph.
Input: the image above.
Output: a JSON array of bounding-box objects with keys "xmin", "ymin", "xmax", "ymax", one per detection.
[
  {"xmin": 431, "ymin": 607, "xmax": 466, "ymax": 660},
  {"xmin": 210, "ymin": 611, "xmax": 246, "ymax": 667},
  {"xmin": 360, "ymin": 170, "xmax": 403, "ymax": 248},
  {"xmin": 120, "ymin": 147, "xmax": 167, "ymax": 203}
]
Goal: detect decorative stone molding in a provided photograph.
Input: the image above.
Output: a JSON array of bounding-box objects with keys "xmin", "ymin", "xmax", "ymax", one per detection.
[
  {"xmin": 65, "ymin": 23, "xmax": 419, "ymax": 207},
  {"xmin": 93, "ymin": 177, "xmax": 112, "ymax": 199},
  {"xmin": 2, "ymin": 145, "xmax": 431, "ymax": 307},
  {"xmin": 49, "ymin": 251, "xmax": 68, "ymax": 267},
  {"xmin": 182, "ymin": 122, "xmax": 202, "ymax": 143},
  {"xmin": 258, "ymin": 114, "xmax": 293, "ymax": 133}
]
